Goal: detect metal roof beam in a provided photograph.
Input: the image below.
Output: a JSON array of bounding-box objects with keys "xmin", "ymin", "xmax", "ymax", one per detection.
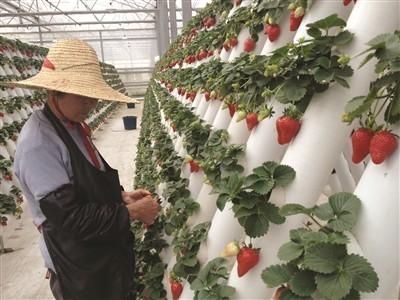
[
  {"xmin": 0, "ymin": 19, "xmax": 168, "ymax": 28},
  {"xmin": 28, "ymin": 36, "xmax": 157, "ymax": 43},
  {"xmin": 0, "ymin": 27, "xmax": 157, "ymax": 35},
  {"xmin": 0, "ymin": 9, "xmax": 161, "ymax": 17}
]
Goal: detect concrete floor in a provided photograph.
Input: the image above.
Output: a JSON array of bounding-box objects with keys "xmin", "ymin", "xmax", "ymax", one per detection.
[{"xmin": 1, "ymin": 103, "xmax": 142, "ymax": 300}]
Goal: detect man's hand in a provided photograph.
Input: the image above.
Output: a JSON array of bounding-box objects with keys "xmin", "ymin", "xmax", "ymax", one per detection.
[
  {"xmin": 122, "ymin": 189, "xmax": 151, "ymax": 204},
  {"xmin": 126, "ymin": 195, "xmax": 159, "ymax": 225}
]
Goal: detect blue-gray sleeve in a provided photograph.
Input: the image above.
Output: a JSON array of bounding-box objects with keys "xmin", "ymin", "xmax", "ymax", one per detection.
[{"xmin": 17, "ymin": 144, "xmax": 72, "ymax": 202}]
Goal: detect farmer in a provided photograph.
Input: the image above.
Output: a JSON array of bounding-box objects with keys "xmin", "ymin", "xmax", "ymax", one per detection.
[{"xmin": 7, "ymin": 39, "xmax": 159, "ymax": 299}]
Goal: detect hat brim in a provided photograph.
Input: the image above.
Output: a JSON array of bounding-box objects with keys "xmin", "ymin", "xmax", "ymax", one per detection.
[{"xmin": 1, "ymin": 71, "xmax": 139, "ymax": 104}]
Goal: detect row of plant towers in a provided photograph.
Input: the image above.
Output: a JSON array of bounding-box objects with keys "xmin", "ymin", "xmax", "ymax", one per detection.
[{"xmin": 133, "ymin": 0, "xmax": 399, "ymax": 299}]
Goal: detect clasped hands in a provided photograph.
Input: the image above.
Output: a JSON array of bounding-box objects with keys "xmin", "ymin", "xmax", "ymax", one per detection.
[{"xmin": 122, "ymin": 189, "xmax": 159, "ymax": 225}]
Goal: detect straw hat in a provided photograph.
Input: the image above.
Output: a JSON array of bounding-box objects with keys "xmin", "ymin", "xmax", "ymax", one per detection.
[{"xmin": 3, "ymin": 39, "xmax": 138, "ymax": 103}]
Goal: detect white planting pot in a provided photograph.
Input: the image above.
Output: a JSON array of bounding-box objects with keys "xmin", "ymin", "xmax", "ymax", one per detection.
[
  {"xmin": 227, "ymin": 1, "xmax": 396, "ymax": 298},
  {"xmin": 0, "ymin": 66, "xmax": 7, "ymax": 76},
  {"xmin": 186, "ymin": 183, "xmax": 216, "ymax": 227},
  {"xmin": 260, "ymin": 11, "xmax": 297, "ymax": 55},
  {"xmin": 226, "ymin": 114, "xmax": 251, "ymax": 145},
  {"xmin": 203, "ymin": 100, "xmax": 222, "ymax": 125},
  {"xmin": 191, "ymin": 92, "xmax": 203, "ymax": 111},
  {"xmin": 219, "ymin": 48, "xmax": 232, "ymax": 62},
  {"xmin": 194, "ymin": 95, "xmax": 210, "ymax": 118},
  {"xmin": 243, "ymin": 102, "xmax": 286, "ymax": 174},
  {"xmin": 0, "ymin": 145, "xmax": 11, "ymax": 160},
  {"xmin": 6, "ymin": 140, "xmax": 16, "ymax": 158},
  {"xmin": 328, "ymin": 172, "xmax": 343, "ymax": 194},
  {"xmin": 187, "ymin": 169, "xmax": 205, "ymax": 199},
  {"xmin": 335, "ymin": 153, "xmax": 356, "ymax": 193},
  {"xmin": 351, "ymin": 126, "xmax": 399, "ymax": 299},
  {"xmin": 228, "ymin": 28, "xmax": 267, "ymax": 61},
  {"xmin": 212, "ymin": 106, "xmax": 232, "ymax": 130}
]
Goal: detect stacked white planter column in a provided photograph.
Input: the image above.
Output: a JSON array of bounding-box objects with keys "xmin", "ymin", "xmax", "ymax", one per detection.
[
  {"xmin": 227, "ymin": 1, "xmax": 399, "ymax": 299},
  {"xmin": 351, "ymin": 126, "xmax": 399, "ymax": 299}
]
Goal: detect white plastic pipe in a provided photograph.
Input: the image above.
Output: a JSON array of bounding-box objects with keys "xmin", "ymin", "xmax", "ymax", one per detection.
[
  {"xmin": 203, "ymin": 99, "xmax": 222, "ymax": 125},
  {"xmin": 351, "ymin": 126, "xmax": 399, "ymax": 299},
  {"xmin": 228, "ymin": 1, "xmax": 379, "ymax": 298}
]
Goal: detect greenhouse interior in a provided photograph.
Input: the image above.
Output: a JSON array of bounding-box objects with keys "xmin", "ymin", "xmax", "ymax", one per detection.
[{"xmin": 0, "ymin": 0, "xmax": 399, "ymax": 299}]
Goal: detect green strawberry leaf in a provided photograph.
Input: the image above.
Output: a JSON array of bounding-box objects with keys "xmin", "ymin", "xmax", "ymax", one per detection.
[
  {"xmin": 238, "ymin": 212, "xmax": 270, "ymax": 238},
  {"xmin": 250, "ymin": 178, "xmax": 275, "ymax": 195},
  {"xmin": 343, "ymin": 289, "xmax": 361, "ymax": 300},
  {"xmin": 280, "ymin": 288, "xmax": 313, "ymax": 300},
  {"xmin": 273, "ymin": 165, "xmax": 296, "ymax": 187},
  {"xmin": 278, "ymin": 242, "xmax": 304, "ymax": 262},
  {"xmin": 313, "ymin": 203, "xmax": 335, "ymax": 220},
  {"xmin": 307, "ymin": 14, "xmax": 346, "ymax": 31},
  {"xmin": 261, "ymin": 264, "xmax": 296, "ymax": 287},
  {"xmin": 264, "ymin": 202, "xmax": 286, "ymax": 224},
  {"xmin": 315, "ymin": 271, "xmax": 353, "ymax": 300},
  {"xmin": 280, "ymin": 204, "xmax": 309, "ymax": 217},
  {"xmin": 303, "ymin": 243, "xmax": 346, "ymax": 274},
  {"xmin": 290, "ymin": 270, "xmax": 317, "ymax": 297},
  {"xmin": 334, "ymin": 31, "xmax": 354, "ymax": 46},
  {"xmin": 217, "ymin": 286, "xmax": 235, "ymax": 298},
  {"xmin": 327, "ymin": 232, "xmax": 350, "ymax": 245},
  {"xmin": 216, "ymin": 194, "xmax": 231, "ymax": 211},
  {"xmin": 343, "ymin": 254, "xmax": 379, "ymax": 293}
]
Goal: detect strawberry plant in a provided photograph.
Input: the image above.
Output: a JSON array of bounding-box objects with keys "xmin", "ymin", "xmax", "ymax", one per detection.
[
  {"xmin": 262, "ymin": 192, "xmax": 379, "ymax": 300},
  {"xmin": 190, "ymin": 257, "xmax": 236, "ymax": 299},
  {"xmin": 212, "ymin": 161, "xmax": 295, "ymax": 237},
  {"xmin": 172, "ymin": 222, "xmax": 211, "ymax": 282},
  {"xmin": 343, "ymin": 31, "xmax": 400, "ymax": 164}
]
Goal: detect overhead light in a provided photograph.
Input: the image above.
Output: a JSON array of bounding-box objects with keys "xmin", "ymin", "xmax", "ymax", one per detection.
[{"xmin": 122, "ymin": 35, "xmax": 128, "ymax": 40}]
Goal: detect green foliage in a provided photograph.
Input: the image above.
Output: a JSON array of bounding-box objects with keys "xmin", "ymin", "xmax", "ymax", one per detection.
[
  {"xmin": 190, "ymin": 257, "xmax": 235, "ymax": 300},
  {"xmin": 262, "ymin": 193, "xmax": 379, "ymax": 300}
]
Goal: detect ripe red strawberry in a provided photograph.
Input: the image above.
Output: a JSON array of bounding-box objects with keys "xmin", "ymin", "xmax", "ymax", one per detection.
[
  {"xmin": 228, "ymin": 103, "xmax": 237, "ymax": 117},
  {"xmin": 243, "ymin": 38, "xmax": 256, "ymax": 52},
  {"xmin": 343, "ymin": 0, "xmax": 352, "ymax": 5},
  {"xmin": 276, "ymin": 116, "xmax": 301, "ymax": 145},
  {"xmin": 206, "ymin": 17, "xmax": 216, "ymax": 28},
  {"xmin": 237, "ymin": 247, "xmax": 260, "ymax": 277},
  {"xmin": 235, "ymin": 0, "xmax": 242, "ymax": 6},
  {"xmin": 170, "ymin": 281, "xmax": 183, "ymax": 300},
  {"xmin": 189, "ymin": 160, "xmax": 200, "ymax": 173},
  {"xmin": 265, "ymin": 24, "xmax": 281, "ymax": 42},
  {"xmin": 207, "ymin": 50, "xmax": 214, "ymax": 57},
  {"xmin": 171, "ymin": 124, "xmax": 177, "ymax": 132},
  {"xmin": 246, "ymin": 112, "xmax": 259, "ymax": 130},
  {"xmin": 230, "ymin": 37, "xmax": 238, "ymax": 48},
  {"xmin": 369, "ymin": 131, "xmax": 398, "ymax": 164},
  {"xmin": 289, "ymin": 10, "xmax": 303, "ymax": 31},
  {"xmin": 351, "ymin": 128, "xmax": 374, "ymax": 164},
  {"xmin": 204, "ymin": 91, "xmax": 211, "ymax": 101},
  {"xmin": 223, "ymin": 40, "xmax": 231, "ymax": 51},
  {"xmin": 3, "ymin": 174, "xmax": 13, "ymax": 181}
]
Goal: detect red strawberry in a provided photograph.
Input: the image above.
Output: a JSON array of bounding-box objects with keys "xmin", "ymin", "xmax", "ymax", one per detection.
[
  {"xmin": 351, "ymin": 128, "xmax": 374, "ymax": 164},
  {"xmin": 276, "ymin": 116, "xmax": 301, "ymax": 145},
  {"xmin": 235, "ymin": 0, "xmax": 242, "ymax": 6},
  {"xmin": 223, "ymin": 40, "xmax": 231, "ymax": 51},
  {"xmin": 207, "ymin": 50, "xmax": 214, "ymax": 57},
  {"xmin": 189, "ymin": 160, "xmax": 200, "ymax": 173},
  {"xmin": 206, "ymin": 17, "xmax": 216, "ymax": 28},
  {"xmin": 228, "ymin": 103, "xmax": 237, "ymax": 117},
  {"xmin": 246, "ymin": 112, "xmax": 259, "ymax": 130},
  {"xmin": 230, "ymin": 37, "xmax": 238, "ymax": 48},
  {"xmin": 243, "ymin": 38, "xmax": 256, "ymax": 52},
  {"xmin": 170, "ymin": 281, "xmax": 183, "ymax": 300},
  {"xmin": 3, "ymin": 174, "xmax": 13, "ymax": 181},
  {"xmin": 205, "ymin": 91, "xmax": 211, "ymax": 101},
  {"xmin": 289, "ymin": 10, "xmax": 303, "ymax": 31},
  {"xmin": 272, "ymin": 286, "xmax": 285, "ymax": 300},
  {"xmin": 369, "ymin": 131, "xmax": 398, "ymax": 164},
  {"xmin": 237, "ymin": 247, "xmax": 260, "ymax": 277},
  {"xmin": 265, "ymin": 24, "xmax": 281, "ymax": 42},
  {"xmin": 343, "ymin": 0, "xmax": 352, "ymax": 5},
  {"xmin": 171, "ymin": 124, "xmax": 177, "ymax": 132}
]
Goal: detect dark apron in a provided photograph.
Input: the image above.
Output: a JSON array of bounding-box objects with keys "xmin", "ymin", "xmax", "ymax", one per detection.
[{"xmin": 41, "ymin": 104, "xmax": 135, "ymax": 300}]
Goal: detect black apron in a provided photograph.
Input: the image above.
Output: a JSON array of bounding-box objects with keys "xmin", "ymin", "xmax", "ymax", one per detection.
[{"xmin": 40, "ymin": 104, "xmax": 135, "ymax": 300}]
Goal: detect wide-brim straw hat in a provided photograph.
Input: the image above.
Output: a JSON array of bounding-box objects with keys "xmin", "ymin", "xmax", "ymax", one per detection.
[{"xmin": 2, "ymin": 39, "xmax": 138, "ymax": 103}]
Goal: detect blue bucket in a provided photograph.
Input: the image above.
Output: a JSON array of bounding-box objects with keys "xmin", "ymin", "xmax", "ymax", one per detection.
[{"xmin": 123, "ymin": 116, "xmax": 137, "ymax": 130}]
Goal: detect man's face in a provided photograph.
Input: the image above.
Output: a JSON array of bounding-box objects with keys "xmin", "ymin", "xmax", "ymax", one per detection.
[{"xmin": 58, "ymin": 93, "xmax": 98, "ymax": 123}]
